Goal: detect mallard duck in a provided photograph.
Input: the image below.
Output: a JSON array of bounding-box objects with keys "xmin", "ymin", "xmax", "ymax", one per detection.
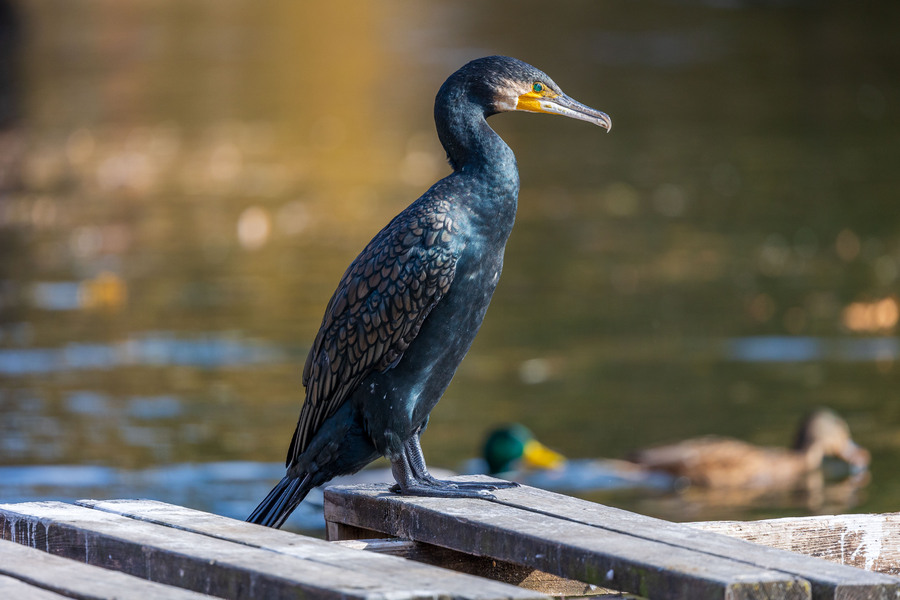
[
  {"xmin": 628, "ymin": 409, "xmax": 870, "ymax": 490},
  {"xmin": 476, "ymin": 424, "xmax": 673, "ymax": 492}
]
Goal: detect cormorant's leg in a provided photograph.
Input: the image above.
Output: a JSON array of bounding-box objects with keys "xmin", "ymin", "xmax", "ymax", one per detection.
[
  {"xmin": 398, "ymin": 433, "xmax": 519, "ymax": 492},
  {"xmin": 389, "ymin": 445, "xmax": 493, "ymax": 498}
]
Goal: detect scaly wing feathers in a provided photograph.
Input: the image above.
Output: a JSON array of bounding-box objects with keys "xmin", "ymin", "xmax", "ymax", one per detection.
[{"xmin": 286, "ymin": 199, "xmax": 459, "ymax": 465}]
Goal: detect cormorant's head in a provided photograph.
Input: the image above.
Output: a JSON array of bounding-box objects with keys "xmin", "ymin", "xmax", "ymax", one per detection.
[{"xmin": 453, "ymin": 56, "xmax": 611, "ymax": 131}]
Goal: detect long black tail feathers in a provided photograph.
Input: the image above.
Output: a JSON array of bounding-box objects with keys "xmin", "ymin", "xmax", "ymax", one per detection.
[{"xmin": 246, "ymin": 473, "xmax": 313, "ymax": 529}]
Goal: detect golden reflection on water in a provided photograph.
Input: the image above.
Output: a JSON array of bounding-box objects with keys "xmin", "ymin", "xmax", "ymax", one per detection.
[{"xmin": 1, "ymin": 0, "xmax": 900, "ymax": 524}]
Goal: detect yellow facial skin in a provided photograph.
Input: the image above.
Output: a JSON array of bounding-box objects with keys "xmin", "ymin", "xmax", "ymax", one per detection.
[{"xmin": 515, "ymin": 82, "xmax": 559, "ymax": 114}]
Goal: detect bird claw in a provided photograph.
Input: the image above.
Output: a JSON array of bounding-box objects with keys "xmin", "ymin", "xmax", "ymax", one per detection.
[
  {"xmin": 417, "ymin": 473, "xmax": 520, "ymax": 492},
  {"xmin": 453, "ymin": 479, "xmax": 520, "ymax": 491},
  {"xmin": 390, "ymin": 481, "xmax": 498, "ymax": 500}
]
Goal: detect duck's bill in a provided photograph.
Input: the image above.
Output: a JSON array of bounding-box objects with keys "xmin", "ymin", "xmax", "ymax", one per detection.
[
  {"xmin": 522, "ymin": 439, "xmax": 567, "ymax": 470},
  {"xmin": 519, "ymin": 92, "xmax": 612, "ymax": 131}
]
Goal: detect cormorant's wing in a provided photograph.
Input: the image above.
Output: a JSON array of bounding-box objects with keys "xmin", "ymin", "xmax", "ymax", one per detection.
[{"xmin": 286, "ymin": 198, "xmax": 459, "ymax": 465}]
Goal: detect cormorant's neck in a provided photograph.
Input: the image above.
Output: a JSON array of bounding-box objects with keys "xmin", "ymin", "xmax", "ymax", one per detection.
[{"xmin": 435, "ymin": 98, "xmax": 517, "ymax": 185}]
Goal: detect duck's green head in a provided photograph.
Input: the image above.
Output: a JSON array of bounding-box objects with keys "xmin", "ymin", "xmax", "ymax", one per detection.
[{"xmin": 483, "ymin": 424, "xmax": 566, "ymax": 475}]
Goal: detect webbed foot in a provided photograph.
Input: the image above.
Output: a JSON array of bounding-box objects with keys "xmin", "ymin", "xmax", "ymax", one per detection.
[
  {"xmin": 389, "ymin": 480, "xmax": 496, "ymax": 499},
  {"xmin": 389, "ymin": 432, "xmax": 520, "ymax": 499}
]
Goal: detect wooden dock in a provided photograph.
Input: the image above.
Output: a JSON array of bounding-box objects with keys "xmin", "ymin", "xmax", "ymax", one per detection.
[
  {"xmin": 0, "ymin": 498, "xmax": 543, "ymax": 600},
  {"xmin": 324, "ymin": 476, "xmax": 900, "ymax": 600},
  {"xmin": 1, "ymin": 476, "xmax": 898, "ymax": 600}
]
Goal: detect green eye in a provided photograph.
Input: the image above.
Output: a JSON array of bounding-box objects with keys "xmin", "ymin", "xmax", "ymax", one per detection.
[{"xmin": 532, "ymin": 82, "xmax": 544, "ymax": 93}]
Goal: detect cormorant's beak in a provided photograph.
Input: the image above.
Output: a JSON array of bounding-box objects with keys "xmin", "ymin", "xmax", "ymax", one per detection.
[
  {"xmin": 521, "ymin": 438, "xmax": 567, "ymax": 470},
  {"xmin": 517, "ymin": 91, "xmax": 611, "ymax": 131}
]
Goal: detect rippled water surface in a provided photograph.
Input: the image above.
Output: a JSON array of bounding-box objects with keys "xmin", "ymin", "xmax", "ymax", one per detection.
[{"xmin": 1, "ymin": 0, "xmax": 899, "ymax": 530}]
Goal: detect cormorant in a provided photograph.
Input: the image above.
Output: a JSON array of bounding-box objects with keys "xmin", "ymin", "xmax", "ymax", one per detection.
[{"xmin": 248, "ymin": 56, "xmax": 611, "ymax": 528}]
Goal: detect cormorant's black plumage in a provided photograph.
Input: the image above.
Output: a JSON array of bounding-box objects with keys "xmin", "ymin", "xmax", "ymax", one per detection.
[{"xmin": 248, "ymin": 56, "xmax": 610, "ymax": 528}]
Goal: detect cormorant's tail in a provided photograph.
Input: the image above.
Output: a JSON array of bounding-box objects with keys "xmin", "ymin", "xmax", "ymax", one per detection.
[{"xmin": 246, "ymin": 473, "xmax": 314, "ymax": 529}]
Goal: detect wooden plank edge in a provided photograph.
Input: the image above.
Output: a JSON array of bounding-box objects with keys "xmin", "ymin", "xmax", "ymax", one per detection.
[
  {"xmin": 454, "ymin": 477, "xmax": 900, "ymax": 595},
  {"xmin": 323, "ymin": 485, "xmax": 811, "ymax": 600},
  {"xmin": 0, "ymin": 538, "xmax": 219, "ymax": 600},
  {"xmin": 0, "ymin": 574, "xmax": 71, "ymax": 600},
  {"xmin": 2, "ymin": 501, "xmax": 547, "ymax": 600},
  {"xmin": 689, "ymin": 513, "xmax": 900, "ymax": 576},
  {"xmin": 75, "ymin": 498, "xmax": 552, "ymax": 599}
]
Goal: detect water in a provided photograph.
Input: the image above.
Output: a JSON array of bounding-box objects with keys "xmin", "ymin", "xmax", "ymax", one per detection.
[{"xmin": 1, "ymin": 0, "xmax": 899, "ymax": 531}]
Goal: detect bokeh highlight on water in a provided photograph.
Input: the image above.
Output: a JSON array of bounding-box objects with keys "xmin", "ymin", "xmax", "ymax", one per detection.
[{"xmin": 1, "ymin": 1, "xmax": 898, "ymax": 530}]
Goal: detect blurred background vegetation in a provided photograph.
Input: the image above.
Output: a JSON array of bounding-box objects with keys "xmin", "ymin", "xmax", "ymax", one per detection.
[{"xmin": 0, "ymin": 0, "xmax": 898, "ymax": 527}]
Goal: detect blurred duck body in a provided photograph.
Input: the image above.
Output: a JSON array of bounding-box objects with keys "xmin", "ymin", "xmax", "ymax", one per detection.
[{"xmin": 628, "ymin": 409, "xmax": 870, "ymax": 490}]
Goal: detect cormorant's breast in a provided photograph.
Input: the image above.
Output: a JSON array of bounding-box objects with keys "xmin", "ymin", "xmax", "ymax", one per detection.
[{"xmin": 357, "ymin": 158, "xmax": 519, "ymax": 445}]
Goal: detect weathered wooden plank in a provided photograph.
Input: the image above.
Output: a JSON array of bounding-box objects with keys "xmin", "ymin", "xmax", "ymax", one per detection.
[
  {"xmin": 0, "ymin": 538, "xmax": 219, "ymax": 600},
  {"xmin": 0, "ymin": 574, "xmax": 71, "ymax": 600},
  {"xmin": 24, "ymin": 500, "xmax": 545, "ymax": 599},
  {"xmin": 1, "ymin": 501, "xmax": 546, "ymax": 600},
  {"xmin": 332, "ymin": 537, "xmax": 619, "ymax": 597},
  {"xmin": 77, "ymin": 500, "xmax": 604, "ymax": 596},
  {"xmin": 468, "ymin": 477, "xmax": 900, "ymax": 599},
  {"xmin": 324, "ymin": 483, "xmax": 810, "ymax": 600},
  {"xmin": 76, "ymin": 497, "xmax": 543, "ymax": 599},
  {"xmin": 80, "ymin": 499, "xmax": 584, "ymax": 596},
  {"xmin": 690, "ymin": 513, "xmax": 900, "ymax": 575}
]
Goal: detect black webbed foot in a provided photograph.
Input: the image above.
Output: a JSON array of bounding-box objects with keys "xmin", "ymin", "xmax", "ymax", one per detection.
[
  {"xmin": 446, "ymin": 478, "xmax": 520, "ymax": 491},
  {"xmin": 419, "ymin": 474, "xmax": 520, "ymax": 491},
  {"xmin": 389, "ymin": 433, "xmax": 519, "ymax": 499},
  {"xmin": 390, "ymin": 480, "xmax": 496, "ymax": 499},
  {"xmin": 388, "ymin": 471, "xmax": 518, "ymax": 498}
]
